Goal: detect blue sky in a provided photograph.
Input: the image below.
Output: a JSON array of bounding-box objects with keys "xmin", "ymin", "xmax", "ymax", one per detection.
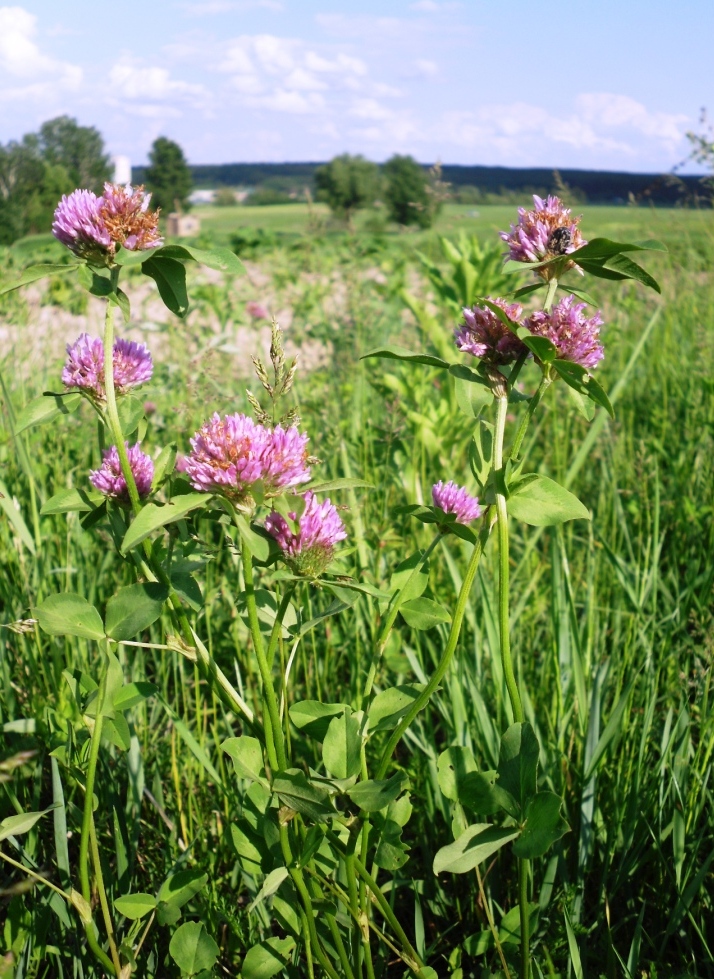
[{"xmin": 0, "ymin": 0, "xmax": 711, "ymax": 172}]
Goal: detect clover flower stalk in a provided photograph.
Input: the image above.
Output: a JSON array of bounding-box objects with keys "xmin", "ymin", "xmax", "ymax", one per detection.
[
  {"xmin": 266, "ymin": 491, "xmax": 347, "ymax": 576},
  {"xmin": 432, "ymin": 480, "xmax": 482, "ymax": 524},
  {"xmin": 62, "ymin": 333, "xmax": 153, "ymax": 401},
  {"xmin": 90, "ymin": 443, "xmax": 153, "ymax": 503},
  {"xmin": 500, "ymin": 194, "xmax": 586, "ymax": 279}
]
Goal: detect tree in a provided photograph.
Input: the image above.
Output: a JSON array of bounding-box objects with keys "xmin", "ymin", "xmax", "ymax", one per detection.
[
  {"xmin": 0, "ymin": 136, "xmax": 76, "ymax": 244},
  {"xmin": 38, "ymin": 115, "xmax": 111, "ymax": 192},
  {"xmin": 314, "ymin": 154, "xmax": 379, "ymax": 229},
  {"xmin": 145, "ymin": 137, "xmax": 192, "ymax": 212},
  {"xmin": 383, "ymin": 154, "xmax": 433, "ymax": 228}
]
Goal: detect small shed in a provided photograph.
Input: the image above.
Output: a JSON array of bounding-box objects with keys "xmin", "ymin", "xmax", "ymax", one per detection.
[{"xmin": 166, "ymin": 213, "xmax": 201, "ymax": 237}]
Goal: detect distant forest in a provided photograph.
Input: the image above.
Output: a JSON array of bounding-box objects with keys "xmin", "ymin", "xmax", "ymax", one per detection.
[{"xmin": 132, "ymin": 161, "xmax": 709, "ymax": 206}]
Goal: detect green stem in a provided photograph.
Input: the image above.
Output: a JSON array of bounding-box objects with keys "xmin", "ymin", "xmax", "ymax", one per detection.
[
  {"xmin": 494, "ymin": 395, "xmax": 529, "ymax": 979},
  {"xmin": 102, "ymin": 278, "xmax": 142, "ymax": 517},
  {"xmin": 510, "ymin": 373, "xmax": 552, "ymax": 464},
  {"xmin": 376, "ymin": 522, "xmax": 490, "ymax": 780},
  {"xmin": 78, "ymin": 654, "xmax": 117, "ymax": 976},
  {"xmin": 359, "ymin": 533, "xmax": 443, "ymax": 709},
  {"xmin": 519, "ymin": 858, "xmax": 530, "ymax": 979},
  {"xmin": 89, "ymin": 817, "xmax": 122, "ymax": 976},
  {"xmin": 326, "ymin": 832, "xmax": 427, "ymax": 976},
  {"xmin": 0, "ymin": 848, "xmax": 70, "ymax": 900},
  {"xmin": 278, "ymin": 826, "xmax": 340, "ymax": 979},
  {"xmin": 494, "ymin": 396, "xmax": 523, "ymax": 725},
  {"xmin": 267, "ymin": 584, "xmax": 296, "ymax": 671},
  {"xmin": 544, "ymin": 276, "xmax": 558, "ymax": 312},
  {"xmin": 79, "ymin": 659, "xmax": 108, "ymax": 904},
  {"xmin": 241, "ymin": 539, "xmax": 286, "ymax": 771}
]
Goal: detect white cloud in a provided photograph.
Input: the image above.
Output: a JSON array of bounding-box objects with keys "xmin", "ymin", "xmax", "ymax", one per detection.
[
  {"xmin": 218, "ymin": 34, "xmax": 378, "ymax": 116},
  {"xmin": 183, "ymin": 0, "xmax": 283, "ymax": 13},
  {"xmin": 576, "ymin": 93, "xmax": 687, "ymax": 148},
  {"xmin": 350, "ymin": 98, "xmax": 393, "ymax": 122},
  {"xmin": 305, "ymin": 51, "xmax": 367, "ymax": 76},
  {"xmin": 109, "ymin": 58, "xmax": 207, "ymax": 104},
  {"xmin": 0, "ymin": 6, "xmax": 82, "ymax": 96},
  {"xmin": 414, "ymin": 59, "xmax": 438, "ymax": 77}
]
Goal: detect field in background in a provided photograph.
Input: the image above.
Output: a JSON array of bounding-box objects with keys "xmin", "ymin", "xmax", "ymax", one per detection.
[
  {"xmin": 1, "ymin": 201, "xmax": 713, "ymax": 977},
  {"xmin": 192, "ymin": 201, "xmax": 714, "ymax": 246}
]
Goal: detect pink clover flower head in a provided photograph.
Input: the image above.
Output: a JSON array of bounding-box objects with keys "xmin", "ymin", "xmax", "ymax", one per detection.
[
  {"xmin": 524, "ymin": 294, "xmax": 604, "ymax": 370},
  {"xmin": 246, "ymin": 301, "xmax": 270, "ymax": 321},
  {"xmin": 52, "ymin": 190, "xmax": 113, "ymax": 264},
  {"xmin": 263, "ymin": 425, "xmax": 312, "ymax": 493},
  {"xmin": 61, "ymin": 333, "xmax": 153, "ymax": 400},
  {"xmin": 99, "ymin": 183, "xmax": 163, "ymax": 252},
  {"xmin": 184, "ymin": 414, "xmax": 311, "ymax": 504},
  {"xmin": 500, "ymin": 195, "xmax": 586, "ymax": 270},
  {"xmin": 265, "ymin": 491, "xmax": 347, "ymax": 576},
  {"xmin": 455, "ymin": 297, "xmax": 527, "ymax": 365},
  {"xmin": 432, "ymin": 480, "xmax": 482, "ymax": 525},
  {"xmin": 90, "ymin": 443, "xmax": 154, "ymax": 502}
]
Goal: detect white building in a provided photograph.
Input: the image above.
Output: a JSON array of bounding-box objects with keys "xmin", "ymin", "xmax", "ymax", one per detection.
[{"xmin": 112, "ymin": 155, "xmax": 132, "ymax": 185}]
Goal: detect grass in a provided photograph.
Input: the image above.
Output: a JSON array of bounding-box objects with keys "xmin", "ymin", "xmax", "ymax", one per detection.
[{"xmin": 0, "ymin": 201, "xmax": 713, "ymax": 978}]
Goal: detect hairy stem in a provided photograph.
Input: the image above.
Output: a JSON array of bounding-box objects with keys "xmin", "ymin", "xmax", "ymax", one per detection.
[
  {"xmin": 510, "ymin": 373, "xmax": 552, "ymax": 464},
  {"xmin": 494, "ymin": 396, "xmax": 523, "ymax": 725},
  {"xmin": 241, "ymin": 538, "xmax": 286, "ymax": 771},
  {"xmin": 376, "ymin": 521, "xmax": 490, "ymax": 780},
  {"xmin": 78, "ymin": 654, "xmax": 117, "ymax": 976},
  {"xmin": 359, "ymin": 532, "xmax": 443, "ymax": 709},
  {"xmin": 494, "ymin": 394, "xmax": 529, "ymax": 979}
]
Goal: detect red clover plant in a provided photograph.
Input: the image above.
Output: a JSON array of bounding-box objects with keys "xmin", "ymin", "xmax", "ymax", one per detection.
[{"xmin": 0, "ymin": 188, "xmax": 664, "ymax": 979}]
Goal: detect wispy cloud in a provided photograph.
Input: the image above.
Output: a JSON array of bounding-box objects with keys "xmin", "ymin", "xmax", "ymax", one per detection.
[{"xmin": 0, "ymin": 6, "xmax": 81, "ymax": 99}]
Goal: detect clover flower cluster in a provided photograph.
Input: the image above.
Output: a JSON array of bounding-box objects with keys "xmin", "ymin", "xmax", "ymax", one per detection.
[
  {"xmin": 62, "ymin": 333, "xmax": 153, "ymax": 400},
  {"xmin": 432, "ymin": 480, "xmax": 482, "ymax": 524},
  {"xmin": 52, "ymin": 183, "xmax": 162, "ymax": 263},
  {"xmin": 455, "ymin": 298, "xmax": 527, "ymax": 366},
  {"xmin": 265, "ymin": 491, "xmax": 347, "ymax": 576},
  {"xmin": 500, "ymin": 195, "xmax": 586, "ymax": 270},
  {"xmin": 455, "ymin": 294, "xmax": 604, "ymax": 370},
  {"xmin": 184, "ymin": 412, "xmax": 311, "ymax": 504},
  {"xmin": 525, "ymin": 295, "xmax": 604, "ymax": 370},
  {"xmin": 90, "ymin": 443, "xmax": 154, "ymax": 502}
]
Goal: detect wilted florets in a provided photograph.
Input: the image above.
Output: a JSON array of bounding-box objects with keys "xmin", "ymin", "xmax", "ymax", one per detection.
[
  {"xmin": 524, "ymin": 295, "xmax": 604, "ymax": 369},
  {"xmin": 500, "ymin": 195, "xmax": 586, "ymax": 274},
  {"xmin": 52, "ymin": 183, "xmax": 162, "ymax": 262},
  {"xmin": 265, "ymin": 491, "xmax": 347, "ymax": 576},
  {"xmin": 90, "ymin": 443, "xmax": 154, "ymax": 502},
  {"xmin": 52, "ymin": 190, "xmax": 113, "ymax": 264},
  {"xmin": 455, "ymin": 298, "xmax": 527, "ymax": 365},
  {"xmin": 99, "ymin": 183, "xmax": 163, "ymax": 252},
  {"xmin": 432, "ymin": 480, "xmax": 482, "ymax": 524},
  {"xmin": 62, "ymin": 333, "xmax": 153, "ymax": 400},
  {"xmin": 184, "ymin": 413, "xmax": 311, "ymax": 504}
]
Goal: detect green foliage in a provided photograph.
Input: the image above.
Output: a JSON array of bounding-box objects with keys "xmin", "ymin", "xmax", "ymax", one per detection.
[
  {"xmin": 0, "ymin": 115, "xmax": 111, "ymax": 243},
  {"xmin": 0, "ymin": 205, "xmax": 712, "ymax": 979},
  {"xmin": 145, "ymin": 136, "xmax": 193, "ymax": 212},
  {"xmin": 315, "ymin": 153, "xmax": 380, "ymax": 226},
  {"xmin": 383, "ymin": 154, "xmax": 434, "ymax": 228}
]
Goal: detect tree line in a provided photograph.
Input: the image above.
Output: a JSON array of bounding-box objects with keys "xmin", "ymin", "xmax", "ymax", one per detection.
[{"xmin": 0, "ymin": 118, "xmax": 192, "ymax": 246}]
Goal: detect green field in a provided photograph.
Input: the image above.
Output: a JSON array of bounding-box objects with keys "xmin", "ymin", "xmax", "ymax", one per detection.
[
  {"xmin": 0, "ymin": 202, "xmax": 713, "ymax": 978},
  {"xmin": 193, "ymin": 200, "xmax": 714, "ymax": 246}
]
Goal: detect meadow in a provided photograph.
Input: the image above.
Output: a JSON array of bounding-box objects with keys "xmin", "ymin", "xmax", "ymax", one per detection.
[{"xmin": 0, "ymin": 200, "xmax": 713, "ymax": 979}]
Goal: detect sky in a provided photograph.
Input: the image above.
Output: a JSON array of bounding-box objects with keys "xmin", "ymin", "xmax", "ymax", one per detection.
[{"xmin": 0, "ymin": 0, "xmax": 712, "ymax": 173}]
